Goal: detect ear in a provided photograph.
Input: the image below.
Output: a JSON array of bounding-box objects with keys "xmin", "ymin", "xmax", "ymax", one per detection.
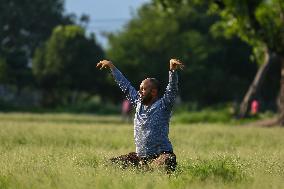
[{"xmin": 151, "ymin": 89, "xmax": 158, "ymax": 97}]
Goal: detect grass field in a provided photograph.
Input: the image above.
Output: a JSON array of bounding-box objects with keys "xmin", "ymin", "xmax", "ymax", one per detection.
[{"xmin": 0, "ymin": 113, "xmax": 283, "ymax": 189}]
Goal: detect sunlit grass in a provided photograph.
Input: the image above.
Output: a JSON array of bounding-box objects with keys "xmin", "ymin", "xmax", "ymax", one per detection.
[{"xmin": 0, "ymin": 113, "xmax": 283, "ymax": 189}]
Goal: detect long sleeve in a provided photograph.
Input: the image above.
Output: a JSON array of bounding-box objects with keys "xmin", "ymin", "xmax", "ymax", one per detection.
[
  {"xmin": 111, "ymin": 67, "xmax": 139, "ymax": 107},
  {"xmin": 161, "ymin": 70, "xmax": 178, "ymax": 109},
  {"xmin": 134, "ymin": 70, "xmax": 177, "ymax": 157}
]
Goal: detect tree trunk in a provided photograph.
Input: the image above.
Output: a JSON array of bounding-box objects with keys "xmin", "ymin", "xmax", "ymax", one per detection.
[
  {"xmin": 277, "ymin": 55, "xmax": 284, "ymax": 125},
  {"xmin": 238, "ymin": 47, "xmax": 272, "ymax": 118},
  {"xmin": 71, "ymin": 90, "xmax": 79, "ymax": 105}
]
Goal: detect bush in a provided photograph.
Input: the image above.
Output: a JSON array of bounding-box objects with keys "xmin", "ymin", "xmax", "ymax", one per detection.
[
  {"xmin": 172, "ymin": 103, "xmax": 275, "ymax": 124},
  {"xmin": 173, "ymin": 104, "xmax": 232, "ymax": 124}
]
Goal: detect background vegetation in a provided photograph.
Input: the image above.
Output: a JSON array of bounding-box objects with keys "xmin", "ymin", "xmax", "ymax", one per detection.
[{"xmin": 0, "ymin": 0, "xmax": 282, "ymax": 120}]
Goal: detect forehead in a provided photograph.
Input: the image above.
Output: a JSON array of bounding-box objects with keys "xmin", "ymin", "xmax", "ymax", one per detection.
[{"xmin": 140, "ymin": 79, "xmax": 151, "ymax": 87}]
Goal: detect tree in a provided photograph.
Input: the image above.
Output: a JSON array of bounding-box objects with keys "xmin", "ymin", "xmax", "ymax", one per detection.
[
  {"xmin": 154, "ymin": 0, "xmax": 284, "ymax": 123},
  {"xmin": 208, "ymin": 0, "xmax": 284, "ymax": 122},
  {"xmin": 32, "ymin": 25, "xmax": 105, "ymax": 106},
  {"xmin": 107, "ymin": 2, "xmax": 256, "ymax": 106},
  {"xmin": 0, "ymin": 57, "xmax": 8, "ymax": 83},
  {"xmin": 0, "ymin": 0, "xmax": 73, "ymax": 92}
]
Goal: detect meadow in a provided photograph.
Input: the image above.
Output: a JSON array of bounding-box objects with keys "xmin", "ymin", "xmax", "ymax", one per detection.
[{"xmin": 0, "ymin": 113, "xmax": 283, "ymax": 189}]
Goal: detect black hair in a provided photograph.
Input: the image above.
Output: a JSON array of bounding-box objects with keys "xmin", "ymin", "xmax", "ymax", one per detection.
[{"xmin": 149, "ymin": 78, "xmax": 160, "ymax": 92}]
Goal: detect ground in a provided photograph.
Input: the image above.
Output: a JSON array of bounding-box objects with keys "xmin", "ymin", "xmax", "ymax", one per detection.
[{"xmin": 0, "ymin": 113, "xmax": 283, "ymax": 189}]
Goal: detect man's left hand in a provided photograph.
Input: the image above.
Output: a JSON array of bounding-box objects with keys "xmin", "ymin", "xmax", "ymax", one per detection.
[{"xmin": 170, "ymin": 59, "xmax": 185, "ymax": 71}]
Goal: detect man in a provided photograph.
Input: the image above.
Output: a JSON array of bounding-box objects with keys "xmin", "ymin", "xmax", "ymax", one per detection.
[{"xmin": 96, "ymin": 59, "xmax": 184, "ymax": 173}]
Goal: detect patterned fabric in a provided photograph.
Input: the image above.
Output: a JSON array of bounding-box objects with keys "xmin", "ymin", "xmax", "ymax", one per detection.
[{"xmin": 111, "ymin": 67, "xmax": 178, "ymax": 157}]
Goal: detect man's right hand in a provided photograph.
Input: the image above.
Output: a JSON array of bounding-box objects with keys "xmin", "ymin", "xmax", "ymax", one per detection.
[{"xmin": 96, "ymin": 60, "xmax": 115, "ymax": 70}]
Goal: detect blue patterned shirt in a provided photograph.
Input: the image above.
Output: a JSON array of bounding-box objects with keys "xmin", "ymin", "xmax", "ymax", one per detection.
[{"xmin": 111, "ymin": 67, "xmax": 178, "ymax": 157}]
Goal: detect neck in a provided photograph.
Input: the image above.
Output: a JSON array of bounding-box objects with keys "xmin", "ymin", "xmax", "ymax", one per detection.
[{"xmin": 143, "ymin": 96, "xmax": 158, "ymax": 106}]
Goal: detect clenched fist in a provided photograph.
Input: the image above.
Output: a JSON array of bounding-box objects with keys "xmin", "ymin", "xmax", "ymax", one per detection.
[
  {"xmin": 170, "ymin": 59, "xmax": 185, "ymax": 71},
  {"xmin": 96, "ymin": 60, "xmax": 115, "ymax": 70}
]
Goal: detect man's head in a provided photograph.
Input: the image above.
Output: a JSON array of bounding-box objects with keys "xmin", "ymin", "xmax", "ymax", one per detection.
[{"xmin": 139, "ymin": 78, "xmax": 160, "ymax": 105}]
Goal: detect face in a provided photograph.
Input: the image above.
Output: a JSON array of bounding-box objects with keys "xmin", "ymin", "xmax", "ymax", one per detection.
[{"xmin": 139, "ymin": 79, "xmax": 153, "ymax": 105}]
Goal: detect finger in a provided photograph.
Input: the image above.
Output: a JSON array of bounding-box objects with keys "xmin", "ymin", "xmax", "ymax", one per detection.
[
  {"xmin": 170, "ymin": 59, "xmax": 177, "ymax": 63},
  {"xmin": 173, "ymin": 59, "xmax": 183, "ymax": 64},
  {"xmin": 174, "ymin": 61, "xmax": 182, "ymax": 65},
  {"xmin": 177, "ymin": 60, "xmax": 184, "ymax": 65},
  {"xmin": 101, "ymin": 65, "xmax": 108, "ymax": 70},
  {"xmin": 96, "ymin": 62, "xmax": 101, "ymax": 68},
  {"xmin": 98, "ymin": 64, "xmax": 105, "ymax": 70}
]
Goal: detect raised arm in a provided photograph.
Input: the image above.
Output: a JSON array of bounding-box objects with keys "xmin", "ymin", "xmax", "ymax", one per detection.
[
  {"xmin": 97, "ymin": 60, "xmax": 139, "ymax": 107},
  {"xmin": 161, "ymin": 59, "xmax": 184, "ymax": 108}
]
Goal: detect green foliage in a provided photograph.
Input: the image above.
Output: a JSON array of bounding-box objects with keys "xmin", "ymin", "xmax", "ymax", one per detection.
[
  {"xmin": 32, "ymin": 25, "xmax": 105, "ymax": 106},
  {"xmin": 173, "ymin": 108, "xmax": 232, "ymax": 124},
  {"xmin": 210, "ymin": 0, "xmax": 284, "ymax": 62},
  {"xmin": 0, "ymin": 0, "xmax": 73, "ymax": 89},
  {"xmin": 107, "ymin": 3, "xmax": 257, "ymax": 105},
  {"xmin": 207, "ymin": 0, "xmax": 284, "ymax": 116},
  {"xmin": 153, "ymin": 0, "xmax": 283, "ymax": 111},
  {"xmin": 156, "ymin": 0, "xmax": 284, "ymax": 56},
  {"xmin": 173, "ymin": 104, "xmax": 275, "ymax": 124}
]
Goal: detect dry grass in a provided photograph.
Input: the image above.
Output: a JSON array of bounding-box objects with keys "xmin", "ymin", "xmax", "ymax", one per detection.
[{"xmin": 0, "ymin": 113, "xmax": 283, "ymax": 189}]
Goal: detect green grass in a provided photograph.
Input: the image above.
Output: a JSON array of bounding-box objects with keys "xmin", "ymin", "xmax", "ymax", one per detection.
[
  {"xmin": 173, "ymin": 106, "xmax": 275, "ymax": 124},
  {"xmin": 0, "ymin": 113, "xmax": 283, "ymax": 189}
]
